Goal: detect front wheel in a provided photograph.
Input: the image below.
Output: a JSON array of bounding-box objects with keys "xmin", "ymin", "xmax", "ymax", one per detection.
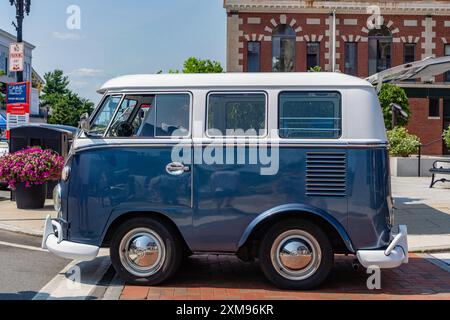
[
  {"xmin": 110, "ymin": 217, "xmax": 182, "ymax": 285},
  {"xmin": 259, "ymin": 219, "xmax": 334, "ymax": 290}
]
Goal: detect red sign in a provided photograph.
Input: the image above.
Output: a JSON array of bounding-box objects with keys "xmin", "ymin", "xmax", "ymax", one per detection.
[{"xmin": 5, "ymin": 81, "xmax": 31, "ymax": 139}]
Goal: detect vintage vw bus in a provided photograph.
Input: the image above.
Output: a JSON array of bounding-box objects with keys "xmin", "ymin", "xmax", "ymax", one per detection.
[{"xmin": 42, "ymin": 72, "xmax": 409, "ymax": 289}]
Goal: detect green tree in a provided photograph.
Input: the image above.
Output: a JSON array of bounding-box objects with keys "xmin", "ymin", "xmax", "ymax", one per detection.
[
  {"xmin": 41, "ymin": 70, "xmax": 70, "ymax": 108},
  {"xmin": 159, "ymin": 57, "xmax": 223, "ymax": 74},
  {"xmin": 182, "ymin": 57, "xmax": 223, "ymax": 73},
  {"xmin": 42, "ymin": 69, "xmax": 94, "ymax": 127},
  {"xmin": 378, "ymin": 83, "xmax": 410, "ymax": 130},
  {"xmin": 48, "ymin": 92, "xmax": 94, "ymax": 127}
]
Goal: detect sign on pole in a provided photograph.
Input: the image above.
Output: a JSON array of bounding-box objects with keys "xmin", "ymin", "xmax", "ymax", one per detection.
[
  {"xmin": 5, "ymin": 82, "xmax": 30, "ymax": 139},
  {"xmin": 9, "ymin": 43, "xmax": 24, "ymax": 73}
]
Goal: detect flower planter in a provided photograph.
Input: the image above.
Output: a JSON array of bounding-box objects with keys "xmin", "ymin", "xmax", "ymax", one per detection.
[
  {"xmin": 15, "ymin": 183, "xmax": 47, "ymax": 209},
  {"xmin": 390, "ymin": 156, "xmax": 450, "ymax": 177},
  {"xmin": 0, "ymin": 147, "xmax": 65, "ymax": 208}
]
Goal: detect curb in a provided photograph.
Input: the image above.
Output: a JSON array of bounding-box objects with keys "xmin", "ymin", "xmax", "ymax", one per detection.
[
  {"xmin": 409, "ymin": 246, "xmax": 450, "ymax": 254},
  {"xmin": 102, "ymin": 274, "xmax": 124, "ymax": 300}
]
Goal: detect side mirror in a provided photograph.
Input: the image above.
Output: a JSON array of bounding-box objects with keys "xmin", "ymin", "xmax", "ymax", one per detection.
[{"xmin": 79, "ymin": 113, "xmax": 90, "ymax": 132}]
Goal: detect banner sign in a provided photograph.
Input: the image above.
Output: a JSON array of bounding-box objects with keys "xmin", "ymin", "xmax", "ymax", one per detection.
[
  {"xmin": 5, "ymin": 81, "xmax": 30, "ymax": 139},
  {"xmin": 6, "ymin": 82, "xmax": 29, "ymax": 105},
  {"xmin": 9, "ymin": 43, "xmax": 24, "ymax": 73}
]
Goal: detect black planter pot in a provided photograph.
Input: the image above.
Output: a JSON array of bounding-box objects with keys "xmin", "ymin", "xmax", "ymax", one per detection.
[{"xmin": 15, "ymin": 183, "xmax": 47, "ymax": 210}]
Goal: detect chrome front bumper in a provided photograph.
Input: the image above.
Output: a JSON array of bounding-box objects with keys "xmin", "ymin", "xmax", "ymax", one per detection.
[
  {"xmin": 42, "ymin": 215, "xmax": 99, "ymax": 261},
  {"xmin": 356, "ymin": 225, "xmax": 408, "ymax": 269}
]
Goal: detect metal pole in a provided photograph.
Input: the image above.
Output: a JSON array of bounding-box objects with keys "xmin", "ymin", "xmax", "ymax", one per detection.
[
  {"xmin": 418, "ymin": 145, "xmax": 421, "ymax": 177},
  {"xmin": 16, "ymin": 0, "xmax": 24, "ymax": 82},
  {"xmin": 331, "ymin": 10, "xmax": 336, "ymax": 72},
  {"xmin": 391, "ymin": 107, "xmax": 397, "ymax": 129},
  {"xmin": 10, "ymin": 0, "xmax": 30, "ymax": 83}
]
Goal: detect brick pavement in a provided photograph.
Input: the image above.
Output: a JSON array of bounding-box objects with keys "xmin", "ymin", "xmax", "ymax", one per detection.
[{"xmin": 119, "ymin": 254, "xmax": 450, "ymax": 300}]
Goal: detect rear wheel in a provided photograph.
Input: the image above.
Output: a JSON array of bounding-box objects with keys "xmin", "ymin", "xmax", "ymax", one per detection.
[
  {"xmin": 259, "ymin": 219, "xmax": 334, "ymax": 290},
  {"xmin": 110, "ymin": 217, "xmax": 182, "ymax": 285}
]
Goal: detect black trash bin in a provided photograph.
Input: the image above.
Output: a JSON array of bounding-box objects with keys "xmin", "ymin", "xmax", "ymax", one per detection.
[{"xmin": 9, "ymin": 124, "xmax": 78, "ymax": 199}]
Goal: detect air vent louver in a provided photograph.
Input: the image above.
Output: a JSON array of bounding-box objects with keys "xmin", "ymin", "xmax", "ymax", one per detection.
[{"xmin": 306, "ymin": 152, "xmax": 347, "ymax": 197}]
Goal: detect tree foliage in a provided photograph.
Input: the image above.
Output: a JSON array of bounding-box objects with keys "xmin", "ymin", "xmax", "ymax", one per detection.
[
  {"xmin": 443, "ymin": 127, "xmax": 450, "ymax": 148},
  {"xmin": 160, "ymin": 57, "xmax": 223, "ymax": 74},
  {"xmin": 387, "ymin": 126, "xmax": 420, "ymax": 157},
  {"xmin": 182, "ymin": 57, "xmax": 223, "ymax": 73},
  {"xmin": 378, "ymin": 83, "xmax": 410, "ymax": 130},
  {"xmin": 41, "ymin": 70, "xmax": 94, "ymax": 127}
]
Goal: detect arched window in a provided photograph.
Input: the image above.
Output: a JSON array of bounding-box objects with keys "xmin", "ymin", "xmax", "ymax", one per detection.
[
  {"xmin": 272, "ymin": 25, "xmax": 296, "ymax": 72},
  {"xmin": 368, "ymin": 25, "xmax": 392, "ymax": 75}
]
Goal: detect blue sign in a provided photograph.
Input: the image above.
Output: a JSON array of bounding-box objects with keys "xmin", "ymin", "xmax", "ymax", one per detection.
[
  {"xmin": 7, "ymin": 82, "xmax": 28, "ymax": 105},
  {"xmin": 0, "ymin": 114, "xmax": 6, "ymax": 131}
]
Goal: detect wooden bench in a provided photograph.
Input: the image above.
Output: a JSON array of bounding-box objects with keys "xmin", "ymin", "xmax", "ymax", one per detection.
[{"xmin": 430, "ymin": 160, "xmax": 450, "ymax": 188}]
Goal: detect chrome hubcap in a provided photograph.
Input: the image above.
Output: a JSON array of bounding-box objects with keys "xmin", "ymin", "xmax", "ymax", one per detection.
[
  {"xmin": 119, "ymin": 228, "xmax": 165, "ymax": 277},
  {"xmin": 271, "ymin": 230, "xmax": 321, "ymax": 281}
]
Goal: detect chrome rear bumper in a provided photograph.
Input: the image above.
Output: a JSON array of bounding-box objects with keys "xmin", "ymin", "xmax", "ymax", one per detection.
[{"xmin": 356, "ymin": 225, "xmax": 408, "ymax": 268}]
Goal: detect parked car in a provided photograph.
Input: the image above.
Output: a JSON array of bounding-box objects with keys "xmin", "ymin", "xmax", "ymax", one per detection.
[{"xmin": 42, "ymin": 72, "xmax": 408, "ymax": 289}]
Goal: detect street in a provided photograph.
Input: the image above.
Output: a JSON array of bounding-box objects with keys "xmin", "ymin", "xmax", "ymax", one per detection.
[
  {"xmin": 0, "ymin": 190, "xmax": 112, "ymax": 300},
  {"xmin": 0, "ymin": 229, "xmax": 69, "ymax": 300}
]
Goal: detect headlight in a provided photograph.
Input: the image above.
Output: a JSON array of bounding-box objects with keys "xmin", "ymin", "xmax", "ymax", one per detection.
[
  {"xmin": 61, "ymin": 166, "xmax": 71, "ymax": 182},
  {"xmin": 53, "ymin": 184, "xmax": 62, "ymax": 213}
]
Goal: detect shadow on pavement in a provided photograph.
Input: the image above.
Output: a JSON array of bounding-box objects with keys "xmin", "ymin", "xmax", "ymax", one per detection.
[
  {"xmin": 394, "ymin": 196, "xmax": 450, "ymax": 236},
  {"xmin": 133, "ymin": 255, "xmax": 450, "ymax": 299},
  {"xmin": 0, "ymin": 292, "xmax": 96, "ymax": 300}
]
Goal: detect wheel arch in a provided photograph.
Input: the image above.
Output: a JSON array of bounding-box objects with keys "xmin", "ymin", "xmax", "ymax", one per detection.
[
  {"xmin": 237, "ymin": 204, "xmax": 355, "ymax": 259},
  {"xmin": 101, "ymin": 211, "xmax": 192, "ymax": 254}
]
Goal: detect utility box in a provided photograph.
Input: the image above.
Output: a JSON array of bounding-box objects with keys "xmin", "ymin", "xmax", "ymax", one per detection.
[{"xmin": 9, "ymin": 124, "xmax": 78, "ymax": 199}]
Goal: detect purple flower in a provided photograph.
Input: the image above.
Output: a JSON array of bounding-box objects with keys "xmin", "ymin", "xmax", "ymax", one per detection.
[{"xmin": 0, "ymin": 147, "xmax": 65, "ymax": 189}]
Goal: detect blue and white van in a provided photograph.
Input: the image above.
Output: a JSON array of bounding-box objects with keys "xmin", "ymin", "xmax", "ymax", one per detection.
[{"xmin": 42, "ymin": 72, "xmax": 409, "ymax": 289}]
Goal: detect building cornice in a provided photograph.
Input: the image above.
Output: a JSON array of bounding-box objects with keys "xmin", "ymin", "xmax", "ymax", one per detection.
[
  {"xmin": 0, "ymin": 29, "xmax": 35, "ymax": 49},
  {"xmin": 224, "ymin": 1, "xmax": 450, "ymax": 15}
]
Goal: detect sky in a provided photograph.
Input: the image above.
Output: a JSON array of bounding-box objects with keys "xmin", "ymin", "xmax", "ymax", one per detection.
[{"xmin": 0, "ymin": 0, "xmax": 227, "ymax": 103}]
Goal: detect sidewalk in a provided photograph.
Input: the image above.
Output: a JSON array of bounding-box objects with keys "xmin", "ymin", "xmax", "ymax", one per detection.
[
  {"xmin": 392, "ymin": 177, "xmax": 450, "ymax": 252},
  {"xmin": 0, "ymin": 177, "xmax": 449, "ymax": 252},
  {"xmin": 0, "ymin": 191, "xmax": 55, "ymax": 237}
]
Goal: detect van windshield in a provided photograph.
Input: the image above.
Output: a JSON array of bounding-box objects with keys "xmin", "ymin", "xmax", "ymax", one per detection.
[{"xmin": 89, "ymin": 95, "xmax": 122, "ymax": 137}]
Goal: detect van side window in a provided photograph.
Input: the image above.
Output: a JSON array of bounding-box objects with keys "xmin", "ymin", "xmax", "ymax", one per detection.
[
  {"xmin": 279, "ymin": 92, "xmax": 341, "ymax": 139},
  {"xmin": 138, "ymin": 94, "xmax": 190, "ymax": 138},
  {"xmin": 207, "ymin": 93, "xmax": 266, "ymax": 137}
]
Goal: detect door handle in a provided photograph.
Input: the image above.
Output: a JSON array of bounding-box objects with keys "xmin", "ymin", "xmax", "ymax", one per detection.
[{"xmin": 166, "ymin": 162, "xmax": 190, "ymax": 176}]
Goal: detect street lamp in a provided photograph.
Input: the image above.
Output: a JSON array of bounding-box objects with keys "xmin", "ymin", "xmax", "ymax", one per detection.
[
  {"xmin": 390, "ymin": 103, "xmax": 408, "ymax": 128},
  {"xmin": 9, "ymin": 0, "xmax": 31, "ymax": 83}
]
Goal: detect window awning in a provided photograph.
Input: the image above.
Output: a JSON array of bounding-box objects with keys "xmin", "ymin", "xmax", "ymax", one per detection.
[{"xmin": 365, "ymin": 56, "xmax": 450, "ymax": 91}]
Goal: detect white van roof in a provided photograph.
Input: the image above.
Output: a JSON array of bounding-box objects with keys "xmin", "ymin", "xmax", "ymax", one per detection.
[{"xmin": 98, "ymin": 72, "xmax": 372, "ymax": 94}]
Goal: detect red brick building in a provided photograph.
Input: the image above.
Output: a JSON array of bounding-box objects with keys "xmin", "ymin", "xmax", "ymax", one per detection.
[{"xmin": 224, "ymin": 0, "xmax": 450, "ymax": 155}]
